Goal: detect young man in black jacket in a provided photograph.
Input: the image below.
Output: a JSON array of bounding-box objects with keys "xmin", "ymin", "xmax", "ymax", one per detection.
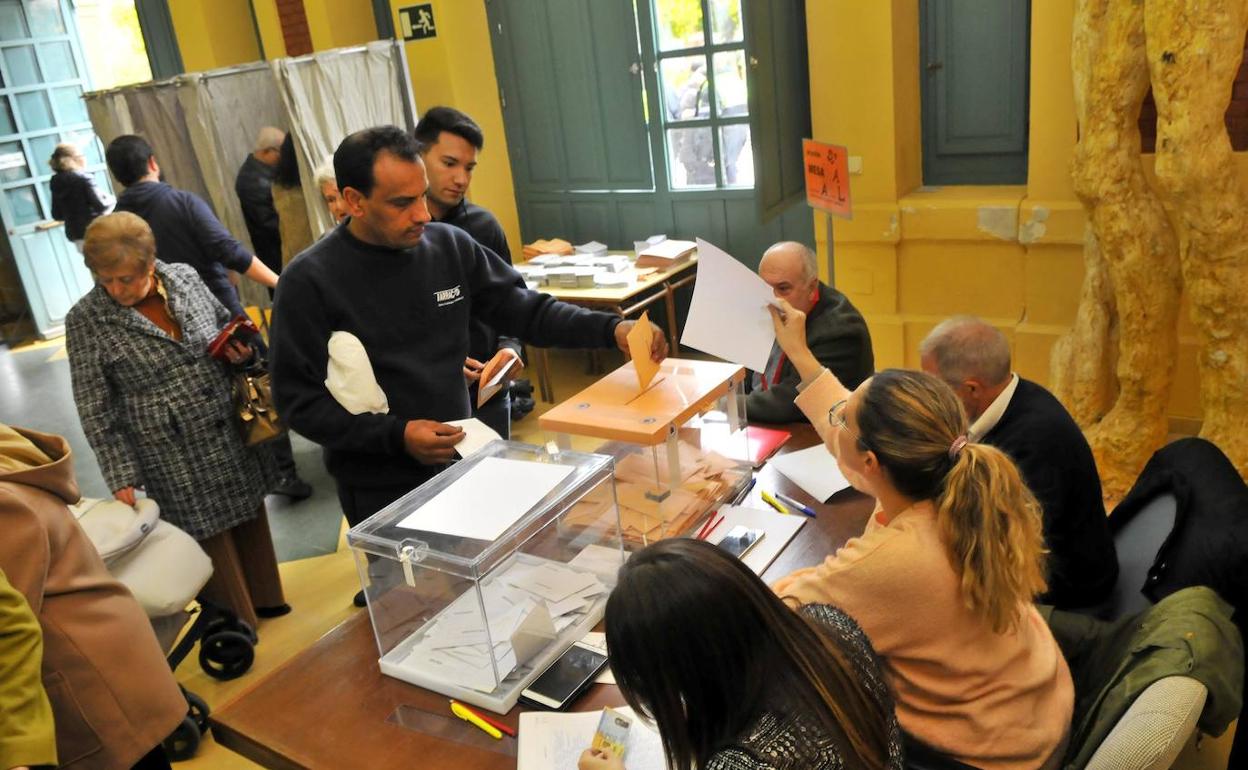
[
  {"xmin": 414, "ymin": 107, "xmax": 522, "ymax": 437},
  {"xmin": 920, "ymin": 316, "xmax": 1118, "ymax": 609},
  {"xmin": 269, "ymin": 127, "xmax": 665, "ymax": 605}
]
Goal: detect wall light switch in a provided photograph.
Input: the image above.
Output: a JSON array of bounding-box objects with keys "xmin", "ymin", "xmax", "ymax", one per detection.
[{"xmin": 848, "ymin": 156, "xmax": 863, "ymax": 175}]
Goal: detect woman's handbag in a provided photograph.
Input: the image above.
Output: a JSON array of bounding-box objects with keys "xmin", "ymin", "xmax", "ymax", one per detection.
[{"xmin": 235, "ymin": 365, "xmax": 286, "ymax": 446}]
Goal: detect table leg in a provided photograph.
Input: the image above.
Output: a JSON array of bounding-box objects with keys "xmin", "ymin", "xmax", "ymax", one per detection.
[
  {"xmin": 664, "ymin": 283, "xmax": 679, "ymax": 353},
  {"xmin": 534, "ymin": 347, "xmax": 554, "ymax": 402}
]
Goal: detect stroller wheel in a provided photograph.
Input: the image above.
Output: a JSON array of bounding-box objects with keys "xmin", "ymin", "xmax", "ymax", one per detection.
[
  {"xmin": 164, "ymin": 715, "xmax": 201, "ymax": 762},
  {"xmin": 199, "ymin": 629, "xmax": 255, "ymax": 680},
  {"xmin": 185, "ymin": 689, "xmax": 211, "ymax": 734},
  {"xmin": 204, "ymin": 614, "xmax": 258, "ymax": 645}
]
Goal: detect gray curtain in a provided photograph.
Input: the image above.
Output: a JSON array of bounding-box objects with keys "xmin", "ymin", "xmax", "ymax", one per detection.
[{"xmin": 81, "ymin": 41, "xmax": 416, "ymax": 310}]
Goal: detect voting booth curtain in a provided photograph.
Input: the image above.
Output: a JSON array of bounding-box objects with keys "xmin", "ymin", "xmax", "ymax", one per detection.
[{"xmin": 83, "ymin": 40, "xmax": 417, "ymax": 309}]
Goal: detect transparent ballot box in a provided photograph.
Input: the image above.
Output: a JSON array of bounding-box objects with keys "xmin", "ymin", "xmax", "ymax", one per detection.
[
  {"xmin": 538, "ymin": 358, "xmax": 750, "ymax": 548},
  {"xmin": 346, "ymin": 441, "xmax": 623, "ymax": 714}
]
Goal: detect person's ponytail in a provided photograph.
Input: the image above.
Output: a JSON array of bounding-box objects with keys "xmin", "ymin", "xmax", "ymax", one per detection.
[{"xmin": 937, "ymin": 443, "xmax": 1047, "ymax": 633}]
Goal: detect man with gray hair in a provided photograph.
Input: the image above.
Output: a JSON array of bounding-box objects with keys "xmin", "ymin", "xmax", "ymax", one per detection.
[
  {"xmin": 235, "ymin": 126, "xmax": 286, "ymax": 276},
  {"xmin": 747, "ymin": 241, "xmax": 873, "ymax": 423},
  {"xmin": 920, "ymin": 316, "xmax": 1117, "ymax": 609}
]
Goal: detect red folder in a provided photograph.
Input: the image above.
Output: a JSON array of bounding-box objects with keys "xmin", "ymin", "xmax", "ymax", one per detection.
[{"xmin": 716, "ymin": 425, "xmax": 792, "ymax": 468}]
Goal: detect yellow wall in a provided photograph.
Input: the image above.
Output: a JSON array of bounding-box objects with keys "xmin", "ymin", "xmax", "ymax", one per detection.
[
  {"xmin": 807, "ymin": 0, "xmax": 1207, "ymax": 422},
  {"xmin": 387, "ymin": 0, "xmax": 521, "ymax": 254},
  {"xmin": 250, "ymin": 0, "xmax": 286, "ymax": 60},
  {"xmin": 305, "ymin": 0, "xmax": 378, "ymax": 52},
  {"xmin": 168, "ymin": 0, "xmax": 260, "ymax": 72}
]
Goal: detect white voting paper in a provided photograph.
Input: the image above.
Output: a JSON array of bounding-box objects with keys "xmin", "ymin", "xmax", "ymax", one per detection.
[
  {"xmin": 768, "ymin": 445, "xmax": 852, "ymax": 503},
  {"xmin": 446, "ymin": 418, "xmax": 503, "ymax": 458},
  {"xmin": 680, "ymin": 238, "xmax": 776, "ymax": 372},
  {"xmin": 396, "ymin": 457, "xmax": 574, "ymax": 541},
  {"xmin": 519, "ymin": 706, "xmax": 668, "ymax": 769},
  {"xmin": 712, "ymin": 504, "xmax": 807, "ymax": 575}
]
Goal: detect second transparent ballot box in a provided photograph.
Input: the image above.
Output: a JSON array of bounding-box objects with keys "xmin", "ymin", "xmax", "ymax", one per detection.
[
  {"xmin": 538, "ymin": 358, "xmax": 751, "ymax": 547},
  {"xmin": 345, "ymin": 441, "xmax": 623, "ymax": 714}
]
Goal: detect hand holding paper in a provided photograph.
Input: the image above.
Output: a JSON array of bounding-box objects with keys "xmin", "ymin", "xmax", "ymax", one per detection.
[
  {"xmin": 614, "ymin": 318, "xmax": 668, "ymax": 363},
  {"xmin": 478, "ymin": 350, "xmax": 522, "ymax": 407},
  {"xmin": 625, "ymin": 311, "xmax": 661, "ymax": 390},
  {"xmin": 403, "ymin": 419, "xmax": 465, "ymax": 464},
  {"xmin": 680, "ymin": 238, "xmax": 777, "ymax": 371}
]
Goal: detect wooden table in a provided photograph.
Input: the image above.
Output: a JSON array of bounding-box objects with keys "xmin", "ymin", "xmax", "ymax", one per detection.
[
  {"xmin": 527, "ymin": 256, "xmax": 698, "ymax": 402},
  {"xmin": 210, "ymin": 424, "xmax": 871, "ymax": 769}
]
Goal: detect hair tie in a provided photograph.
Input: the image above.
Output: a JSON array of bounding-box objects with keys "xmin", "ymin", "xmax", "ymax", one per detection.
[{"xmin": 948, "ymin": 435, "xmax": 969, "ymax": 459}]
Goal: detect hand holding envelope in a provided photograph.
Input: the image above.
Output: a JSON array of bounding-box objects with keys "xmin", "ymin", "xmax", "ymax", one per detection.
[
  {"xmin": 625, "ymin": 311, "xmax": 661, "ymax": 391},
  {"xmin": 477, "ymin": 349, "xmax": 523, "ymax": 407}
]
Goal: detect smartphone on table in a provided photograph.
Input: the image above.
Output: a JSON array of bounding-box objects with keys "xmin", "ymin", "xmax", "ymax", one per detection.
[
  {"xmin": 519, "ymin": 641, "xmax": 608, "ymax": 710},
  {"xmin": 715, "ymin": 525, "xmax": 765, "ymax": 559}
]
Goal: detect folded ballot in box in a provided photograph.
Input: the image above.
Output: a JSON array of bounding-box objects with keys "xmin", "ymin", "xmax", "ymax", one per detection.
[
  {"xmin": 540, "ymin": 358, "xmax": 752, "ymax": 547},
  {"xmin": 345, "ymin": 441, "xmax": 625, "ymax": 714}
]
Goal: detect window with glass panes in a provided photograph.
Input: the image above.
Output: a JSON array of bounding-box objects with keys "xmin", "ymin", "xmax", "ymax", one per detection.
[{"xmin": 652, "ymin": 0, "xmax": 753, "ymax": 190}]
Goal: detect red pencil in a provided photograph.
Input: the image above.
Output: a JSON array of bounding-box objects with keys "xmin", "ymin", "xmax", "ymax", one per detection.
[
  {"xmin": 450, "ymin": 700, "xmax": 516, "ymax": 737},
  {"xmin": 697, "ymin": 513, "xmax": 724, "ymax": 540},
  {"xmin": 701, "ymin": 515, "xmax": 724, "ymax": 541}
]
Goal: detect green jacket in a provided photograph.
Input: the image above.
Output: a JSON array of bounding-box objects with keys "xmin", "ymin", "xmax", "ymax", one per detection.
[
  {"xmin": 0, "ymin": 567, "xmax": 56, "ymax": 769},
  {"xmin": 1042, "ymin": 586, "xmax": 1243, "ymax": 768}
]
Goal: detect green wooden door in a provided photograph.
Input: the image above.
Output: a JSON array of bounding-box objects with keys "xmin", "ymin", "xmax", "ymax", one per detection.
[
  {"xmin": 487, "ymin": 0, "xmax": 813, "ymax": 271},
  {"xmin": 0, "ymin": 0, "xmax": 103, "ymax": 338}
]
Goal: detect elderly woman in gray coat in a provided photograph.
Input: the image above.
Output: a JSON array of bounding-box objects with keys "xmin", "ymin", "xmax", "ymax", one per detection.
[{"xmin": 65, "ymin": 211, "xmax": 288, "ymax": 630}]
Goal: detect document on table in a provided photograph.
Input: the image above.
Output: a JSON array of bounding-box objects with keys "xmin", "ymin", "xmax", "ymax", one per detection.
[
  {"xmin": 767, "ymin": 445, "xmax": 852, "ymax": 502},
  {"xmin": 446, "ymin": 418, "xmax": 503, "ymax": 458},
  {"xmin": 626, "ymin": 310, "xmax": 660, "ymax": 391},
  {"xmin": 396, "ymin": 457, "xmax": 574, "ymax": 540},
  {"xmin": 518, "ymin": 706, "xmax": 668, "ymax": 769},
  {"xmin": 680, "ymin": 238, "xmax": 776, "ymax": 372},
  {"xmin": 711, "ymin": 504, "xmax": 807, "ymax": 575}
]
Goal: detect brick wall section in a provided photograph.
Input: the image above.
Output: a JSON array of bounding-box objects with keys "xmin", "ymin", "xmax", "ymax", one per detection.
[
  {"xmin": 277, "ymin": 0, "xmax": 313, "ymax": 56},
  {"xmin": 1139, "ymin": 33, "xmax": 1248, "ymax": 152}
]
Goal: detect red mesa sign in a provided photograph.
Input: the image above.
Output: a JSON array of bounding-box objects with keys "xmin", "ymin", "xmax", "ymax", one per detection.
[{"xmin": 803, "ymin": 139, "xmax": 852, "ymax": 219}]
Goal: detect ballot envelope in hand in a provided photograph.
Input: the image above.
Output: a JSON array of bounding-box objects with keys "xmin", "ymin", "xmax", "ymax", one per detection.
[{"xmin": 592, "ymin": 707, "xmax": 632, "ymax": 757}]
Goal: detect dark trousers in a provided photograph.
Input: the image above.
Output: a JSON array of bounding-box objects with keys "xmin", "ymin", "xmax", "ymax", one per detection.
[
  {"xmin": 132, "ymin": 743, "xmax": 172, "ymax": 770},
  {"xmin": 473, "ymin": 390, "xmax": 511, "ymax": 440},
  {"xmin": 270, "ymin": 433, "xmax": 300, "ymax": 478},
  {"xmin": 336, "ymin": 481, "xmax": 415, "ymax": 529}
]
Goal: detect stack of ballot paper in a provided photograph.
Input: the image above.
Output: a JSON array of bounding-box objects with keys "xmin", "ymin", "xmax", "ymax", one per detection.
[
  {"xmin": 562, "ymin": 440, "xmax": 745, "ymax": 546},
  {"xmin": 391, "ymin": 554, "xmax": 612, "ymax": 694}
]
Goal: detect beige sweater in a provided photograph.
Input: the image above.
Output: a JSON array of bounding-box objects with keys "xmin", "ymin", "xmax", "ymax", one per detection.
[{"xmin": 773, "ymin": 371, "xmax": 1073, "ymax": 770}]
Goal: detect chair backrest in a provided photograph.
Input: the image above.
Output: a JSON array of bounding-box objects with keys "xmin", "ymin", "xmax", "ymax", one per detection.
[
  {"xmin": 1106, "ymin": 492, "xmax": 1177, "ymax": 619},
  {"xmin": 1085, "ymin": 676, "xmax": 1207, "ymax": 770}
]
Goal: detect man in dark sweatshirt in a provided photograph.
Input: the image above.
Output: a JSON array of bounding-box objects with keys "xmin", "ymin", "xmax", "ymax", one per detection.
[
  {"xmin": 269, "ymin": 126, "xmax": 665, "ymax": 603},
  {"xmin": 919, "ymin": 316, "xmax": 1118, "ymax": 610},
  {"xmin": 415, "ymin": 106, "xmax": 520, "ymax": 438},
  {"xmin": 106, "ymin": 134, "xmax": 311, "ymax": 500}
]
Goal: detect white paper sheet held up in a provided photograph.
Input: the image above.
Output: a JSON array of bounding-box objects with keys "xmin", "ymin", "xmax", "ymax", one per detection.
[
  {"xmin": 680, "ymin": 238, "xmax": 777, "ymax": 372},
  {"xmin": 396, "ymin": 457, "xmax": 574, "ymax": 541},
  {"xmin": 518, "ymin": 706, "xmax": 668, "ymax": 769},
  {"xmin": 446, "ymin": 418, "xmax": 503, "ymax": 458},
  {"xmin": 711, "ymin": 504, "xmax": 807, "ymax": 575},
  {"xmin": 767, "ymin": 445, "xmax": 852, "ymax": 503}
]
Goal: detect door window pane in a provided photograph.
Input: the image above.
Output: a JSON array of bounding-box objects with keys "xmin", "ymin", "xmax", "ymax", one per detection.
[
  {"xmin": 15, "ymin": 90, "xmax": 54, "ymax": 130},
  {"xmin": 29, "ymin": 132, "xmax": 57, "ymax": 169},
  {"xmin": 3, "ymin": 45, "xmax": 42, "ymax": 87},
  {"xmin": 27, "ymin": 0, "xmax": 66, "ymax": 35},
  {"xmin": 0, "ymin": 140, "xmax": 30, "ymax": 183},
  {"xmin": 0, "ymin": 0, "xmax": 29, "ymax": 40},
  {"xmin": 654, "ymin": 0, "xmax": 704, "ymax": 51},
  {"xmin": 7, "ymin": 184, "xmax": 44, "ymax": 225},
  {"xmin": 708, "ymin": 0, "xmax": 743, "ymax": 44},
  {"xmin": 713, "ymin": 50, "xmax": 748, "ymax": 117},
  {"xmin": 667, "ymin": 127, "xmax": 715, "ymax": 188},
  {"xmin": 720, "ymin": 124, "xmax": 752, "ymax": 187},
  {"xmin": 0, "ymin": 97, "xmax": 15, "ymax": 135},
  {"xmin": 39, "ymin": 41, "xmax": 77, "ymax": 82},
  {"xmin": 661, "ymin": 55, "xmax": 710, "ymax": 122},
  {"xmin": 51, "ymin": 86, "xmax": 87, "ymax": 124}
]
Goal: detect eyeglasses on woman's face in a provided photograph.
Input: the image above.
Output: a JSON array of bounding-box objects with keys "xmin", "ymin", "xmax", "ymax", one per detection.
[{"xmin": 829, "ymin": 398, "xmax": 869, "ymax": 451}]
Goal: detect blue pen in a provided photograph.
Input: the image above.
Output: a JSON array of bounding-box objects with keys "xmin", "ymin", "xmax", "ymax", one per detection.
[
  {"xmin": 775, "ymin": 492, "xmax": 817, "ymax": 518},
  {"xmin": 732, "ymin": 476, "xmax": 757, "ymax": 505}
]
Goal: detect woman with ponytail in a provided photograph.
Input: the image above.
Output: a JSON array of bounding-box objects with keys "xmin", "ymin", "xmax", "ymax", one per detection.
[
  {"xmin": 579, "ymin": 538, "xmax": 903, "ymax": 770},
  {"xmin": 768, "ymin": 299, "xmax": 1072, "ymax": 770}
]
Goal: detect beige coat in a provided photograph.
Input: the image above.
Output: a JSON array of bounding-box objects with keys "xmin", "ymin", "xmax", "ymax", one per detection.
[{"xmin": 0, "ymin": 427, "xmax": 186, "ymax": 770}]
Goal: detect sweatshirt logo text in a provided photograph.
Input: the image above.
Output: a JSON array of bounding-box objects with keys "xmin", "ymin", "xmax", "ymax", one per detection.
[{"xmin": 434, "ymin": 285, "xmax": 463, "ymax": 307}]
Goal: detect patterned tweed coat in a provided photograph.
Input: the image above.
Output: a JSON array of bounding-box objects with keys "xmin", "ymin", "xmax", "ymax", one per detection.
[{"xmin": 65, "ymin": 261, "xmax": 274, "ymax": 540}]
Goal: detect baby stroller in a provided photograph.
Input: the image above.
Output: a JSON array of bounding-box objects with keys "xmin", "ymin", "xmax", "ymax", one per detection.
[{"xmin": 71, "ymin": 496, "xmax": 259, "ymax": 760}]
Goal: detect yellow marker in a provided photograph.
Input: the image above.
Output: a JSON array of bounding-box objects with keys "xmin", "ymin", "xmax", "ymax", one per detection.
[
  {"xmin": 451, "ymin": 701, "xmax": 502, "ymax": 739},
  {"xmin": 760, "ymin": 490, "xmax": 789, "ymax": 515}
]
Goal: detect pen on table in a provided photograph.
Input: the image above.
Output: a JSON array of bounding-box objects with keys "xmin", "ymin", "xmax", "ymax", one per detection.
[
  {"xmin": 760, "ymin": 489, "xmax": 789, "ymax": 515},
  {"xmin": 699, "ymin": 513, "xmax": 725, "ymax": 541},
  {"xmin": 450, "ymin": 700, "xmax": 502, "ymax": 739},
  {"xmin": 696, "ymin": 512, "xmax": 723, "ymax": 540},
  {"xmin": 732, "ymin": 476, "xmax": 757, "ymax": 505},
  {"xmin": 775, "ymin": 492, "xmax": 817, "ymax": 518},
  {"xmin": 451, "ymin": 700, "xmax": 516, "ymax": 738}
]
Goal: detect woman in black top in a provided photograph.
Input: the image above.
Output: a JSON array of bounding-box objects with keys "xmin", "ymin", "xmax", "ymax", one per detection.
[
  {"xmin": 580, "ymin": 538, "xmax": 904, "ymax": 770},
  {"xmin": 49, "ymin": 143, "xmax": 111, "ymax": 250}
]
